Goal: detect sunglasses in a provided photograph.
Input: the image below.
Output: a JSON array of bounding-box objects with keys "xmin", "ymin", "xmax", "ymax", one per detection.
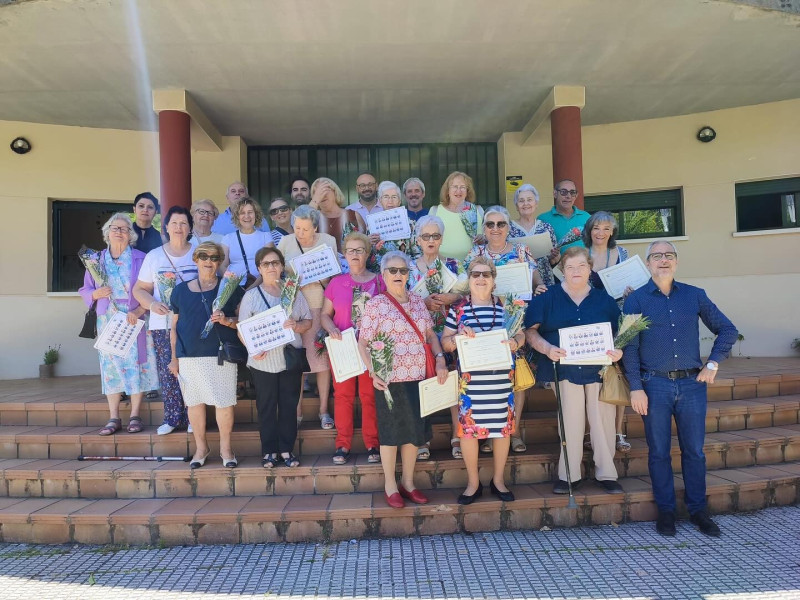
[
  {"xmin": 418, "ymin": 233, "xmax": 442, "ymax": 241},
  {"xmin": 196, "ymin": 253, "xmax": 221, "ymax": 262},
  {"xmin": 484, "ymin": 221, "xmax": 508, "ymax": 229},
  {"xmin": 385, "ymin": 267, "xmax": 410, "ymax": 275},
  {"xmin": 556, "ymin": 189, "xmax": 578, "ymax": 198},
  {"xmin": 259, "ymin": 260, "xmax": 282, "ymax": 268},
  {"xmin": 469, "ymin": 271, "xmax": 494, "ymax": 279},
  {"xmin": 269, "ymin": 206, "xmax": 290, "ymax": 216}
]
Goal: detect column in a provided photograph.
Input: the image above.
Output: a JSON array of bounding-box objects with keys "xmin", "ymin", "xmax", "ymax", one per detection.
[
  {"xmin": 550, "ymin": 106, "xmax": 584, "ymax": 209},
  {"xmin": 158, "ymin": 110, "xmax": 192, "ymax": 219}
]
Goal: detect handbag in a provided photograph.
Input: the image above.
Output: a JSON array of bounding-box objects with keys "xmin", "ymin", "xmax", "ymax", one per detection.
[
  {"xmin": 256, "ymin": 287, "xmax": 310, "ymax": 372},
  {"xmin": 236, "ymin": 231, "xmax": 258, "ymax": 287},
  {"xmin": 78, "ymin": 300, "xmax": 98, "ymax": 339},
  {"xmin": 513, "ymin": 355, "xmax": 535, "ymax": 392},
  {"xmin": 381, "ymin": 292, "xmax": 436, "ymax": 379},
  {"xmin": 599, "ymin": 363, "xmax": 631, "ymax": 406},
  {"xmin": 198, "ymin": 290, "xmax": 247, "ymax": 365}
]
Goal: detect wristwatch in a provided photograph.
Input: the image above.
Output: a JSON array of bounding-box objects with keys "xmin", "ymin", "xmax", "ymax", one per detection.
[
  {"xmin": 705, "ymin": 361, "xmax": 718, "ymax": 371},
  {"xmin": 435, "ymin": 352, "xmax": 445, "ymax": 358}
]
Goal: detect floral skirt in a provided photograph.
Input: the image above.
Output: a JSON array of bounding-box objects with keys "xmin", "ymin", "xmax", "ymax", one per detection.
[
  {"xmin": 457, "ymin": 369, "xmax": 515, "ymax": 439},
  {"xmin": 97, "ymin": 311, "xmax": 159, "ymax": 396},
  {"xmin": 374, "ymin": 381, "xmax": 431, "ymax": 447}
]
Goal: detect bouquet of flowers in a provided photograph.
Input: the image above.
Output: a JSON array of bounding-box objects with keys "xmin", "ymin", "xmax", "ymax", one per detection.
[
  {"xmin": 200, "ymin": 271, "xmax": 243, "ymax": 339},
  {"xmin": 351, "ymin": 287, "xmax": 371, "ymax": 332},
  {"xmin": 314, "ymin": 329, "xmax": 329, "ymax": 357},
  {"xmin": 556, "ymin": 227, "xmax": 583, "ymax": 248},
  {"xmin": 502, "ymin": 293, "xmax": 527, "ymax": 338},
  {"xmin": 599, "ymin": 313, "xmax": 651, "ymax": 376},
  {"xmin": 280, "ymin": 272, "xmax": 299, "ymax": 315},
  {"xmin": 154, "ymin": 272, "xmax": 177, "ymax": 309},
  {"xmin": 78, "ymin": 245, "xmax": 108, "ymax": 287},
  {"xmin": 368, "ymin": 332, "xmax": 396, "ymax": 408},
  {"xmin": 460, "ymin": 203, "xmax": 479, "ymax": 240}
]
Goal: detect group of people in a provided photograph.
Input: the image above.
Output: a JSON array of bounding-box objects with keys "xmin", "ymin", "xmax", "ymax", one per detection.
[{"xmin": 80, "ymin": 171, "xmax": 737, "ymax": 537}]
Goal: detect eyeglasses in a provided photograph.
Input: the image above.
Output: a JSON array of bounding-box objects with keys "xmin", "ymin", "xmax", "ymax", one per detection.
[
  {"xmin": 194, "ymin": 209, "xmax": 215, "ymax": 217},
  {"xmin": 484, "ymin": 221, "xmax": 508, "ymax": 229},
  {"xmin": 356, "ymin": 183, "xmax": 376, "ymax": 190},
  {"xmin": 269, "ymin": 206, "xmax": 290, "ymax": 216},
  {"xmin": 380, "ymin": 194, "xmax": 401, "ymax": 202},
  {"xmin": 647, "ymin": 252, "xmax": 677, "ymax": 262},
  {"xmin": 449, "ymin": 185, "xmax": 468, "ymax": 192},
  {"xmin": 196, "ymin": 253, "xmax": 221, "ymax": 262},
  {"xmin": 385, "ymin": 267, "xmax": 410, "ymax": 275},
  {"xmin": 345, "ymin": 248, "xmax": 367, "ymax": 255},
  {"xmin": 418, "ymin": 233, "xmax": 442, "ymax": 241},
  {"xmin": 259, "ymin": 260, "xmax": 282, "ymax": 268},
  {"xmin": 556, "ymin": 188, "xmax": 579, "ymax": 198},
  {"xmin": 109, "ymin": 226, "xmax": 130, "ymax": 233},
  {"xmin": 469, "ymin": 271, "xmax": 494, "ymax": 279}
]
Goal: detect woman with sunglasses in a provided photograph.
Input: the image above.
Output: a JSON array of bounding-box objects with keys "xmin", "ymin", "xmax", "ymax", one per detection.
[
  {"xmin": 190, "ymin": 199, "xmax": 223, "ymax": 245},
  {"xmin": 167, "ymin": 242, "xmax": 244, "ymax": 468},
  {"xmin": 358, "ymin": 251, "xmax": 449, "ymax": 508},
  {"xmin": 441, "ymin": 257, "xmax": 524, "ymax": 504},
  {"xmin": 268, "ymin": 198, "xmax": 293, "ymax": 244},
  {"xmin": 465, "ymin": 205, "xmax": 545, "ymax": 453}
]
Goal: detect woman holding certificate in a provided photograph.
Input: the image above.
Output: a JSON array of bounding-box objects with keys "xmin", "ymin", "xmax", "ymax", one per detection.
[
  {"xmin": 440, "ymin": 257, "xmax": 524, "ymax": 504},
  {"xmin": 278, "ymin": 205, "xmax": 339, "ymax": 430},
  {"xmin": 358, "ymin": 251, "xmax": 449, "ymax": 509},
  {"xmin": 239, "ymin": 247, "xmax": 313, "ymax": 468},
  {"xmin": 367, "ymin": 181, "xmax": 416, "ymax": 260},
  {"xmin": 508, "ymin": 184, "xmax": 559, "ymax": 286},
  {"xmin": 523, "ymin": 246, "xmax": 625, "ymax": 495}
]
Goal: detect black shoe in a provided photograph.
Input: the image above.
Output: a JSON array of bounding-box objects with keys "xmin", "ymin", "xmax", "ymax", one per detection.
[
  {"xmin": 690, "ymin": 511, "xmax": 721, "ymax": 537},
  {"xmin": 596, "ymin": 479, "xmax": 624, "ymax": 494},
  {"xmin": 490, "ymin": 480, "xmax": 514, "ymax": 502},
  {"xmin": 457, "ymin": 482, "xmax": 483, "ymax": 505},
  {"xmin": 552, "ymin": 479, "xmax": 582, "ymax": 494},
  {"xmin": 656, "ymin": 511, "xmax": 676, "ymax": 537}
]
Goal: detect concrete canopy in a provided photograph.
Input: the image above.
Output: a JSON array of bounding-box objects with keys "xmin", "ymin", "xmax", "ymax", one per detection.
[{"xmin": 1, "ymin": 0, "xmax": 799, "ymax": 145}]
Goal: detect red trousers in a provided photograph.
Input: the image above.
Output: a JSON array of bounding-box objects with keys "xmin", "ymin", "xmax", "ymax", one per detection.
[{"xmin": 333, "ymin": 370, "xmax": 379, "ymax": 450}]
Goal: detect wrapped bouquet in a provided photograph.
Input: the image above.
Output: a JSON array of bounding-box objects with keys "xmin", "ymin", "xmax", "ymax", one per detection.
[
  {"xmin": 460, "ymin": 202, "xmax": 480, "ymax": 240},
  {"xmin": 599, "ymin": 313, "xmax": 651, "ymax": 376},
  {"xmin": 368, "ymin": 332, "xmax": 396, "ymax": 408},
  {"xmin": 351, "ymin": 287, "xmax": 371, "ymax": 332},
  {"xmin": 502, "ymin": 293, "xmax": 527, "ymax": 338},
  {"xmin": 280, "ymin": 272, "xmax": 300, "ymax": 315},
  {"xmin": 200, "ymin": 271, "xmax": 243, "ymax": 339},
  {"xmin": 79, "ymin": 245, "xmax": 116, "ymax": 310},
  {"xmin": 556, "ymin": 227, "xmax": 583, "ymax": 248}
]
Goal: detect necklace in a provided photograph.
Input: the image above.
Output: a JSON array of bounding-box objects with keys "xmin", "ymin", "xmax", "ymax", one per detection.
[
  {"xmin": 468, "ymin": 296, "xmax": 499, "ymax": 331},
  {"xmin": 485, "ymin": 242, "xmax": 509, "ymax": 259}
]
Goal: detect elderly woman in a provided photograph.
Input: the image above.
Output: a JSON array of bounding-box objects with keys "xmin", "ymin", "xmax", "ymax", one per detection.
[
  {"xmin": 320, "ymin": 232, "xmax": 385, "ymax": 464},
  {"xmin": 168, "ymin": 242, "xmax": 244, "ymax": 468},
  {"xmin": 366, "ymin": 181, "xmax": 416, "ymax": 258},
  {"xmin": 428, "ymin": 171, "xmax": 484, "ymax": 261},
  {"xmin": 239, "ymin": 247, "xmax": 313, "ymax": 468},
  {"xmin": 79, "ymin": 213, "xmax": 159, "ymax": 435},
  {"xmin": 278, "ymin": 205, "xmax": 338, "ymax": 429},
  {"xmin": 408, "ymin": 214, "xmax": 466, "ymax": 460},
  {"xmin": 190, "ymin": 199, "xmax": 223, "ymax": 245},
  {"xmin": 358, "ymin": 251, "xmax": 449, "ymax": 508},
  {"xmin": 133, "ymin": 206, "xmax": 198, "ymax": 435},
  {"xmin": 441, "ymin": 257, "xmax": 524, "ymax": 503},
  {"xmin": 524, "ymin": 246, "xmax": 624, "ymax": 495},
  {"xmin": 132, "ymin": 192, "xmax": 163, "ymax": 254},
  {"xmin": 309, "ymin": 177, "xmax": 366, "ymax": 252},
  {"xmin": 220, "ymin": 197, "xmax": 274, "ymax": 287},
  {"xmin": 508, "ymin": 184, "xmax": 559, "ymax": 286}
]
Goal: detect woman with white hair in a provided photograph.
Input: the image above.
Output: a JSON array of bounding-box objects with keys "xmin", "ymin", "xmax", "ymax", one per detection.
[
  {"xmin": 80, "ymin": 213, "xmax": 159, "ymax": 435},
  {"xmin": 508, "ymin": 184, "xmax": 559, "ymax": 286},
  {"xmin": 190, "ymin": 199, "xmax": 223, "ymax": 245},
  {"xmin": 367, "ymin": 181, "xmax": 417, "ymax": 261},
  {"xmin": 309, "ymin": 177, "xmax": 366, "ymax": 253}
]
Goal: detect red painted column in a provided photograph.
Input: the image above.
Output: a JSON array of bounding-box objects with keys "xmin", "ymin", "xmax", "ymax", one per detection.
[
  {"xmin": 158, "ymin": 110, "xmax": 192, "ymax": 219},
  {"xmin": 550, "ymin": 106, "xmax": 584, "ymax": 209}
]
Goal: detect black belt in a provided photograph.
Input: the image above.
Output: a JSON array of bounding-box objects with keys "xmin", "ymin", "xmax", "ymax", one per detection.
[{"xmin": 647, "ymin": 368, "xmax": 701, "ymax": 380}]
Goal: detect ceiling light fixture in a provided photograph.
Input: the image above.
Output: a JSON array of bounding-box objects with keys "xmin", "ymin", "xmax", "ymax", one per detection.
[
  {"xmin": 696, "ymin": 126, "xmax": 716, "ymax": 143},
  {"xmin": 10, "ymin": 137, "xmax": 32, "ymax": 154}
]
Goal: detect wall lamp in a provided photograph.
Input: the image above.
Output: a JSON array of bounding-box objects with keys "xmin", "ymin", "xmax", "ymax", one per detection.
[
  {"xmin": 10, "ymin": 137, "xmax": 32, "ymax": 154},
  {"xmin": 696, "ymin": 126, "xmax": 716, "ymax": 143}
]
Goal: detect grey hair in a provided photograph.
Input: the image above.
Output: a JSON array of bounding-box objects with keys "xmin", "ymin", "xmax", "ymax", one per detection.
[
  {"xmin": 483, "ymin": 205, "xmax": 511, "ymax": 223},
  {"xmin": 402, "ymin": 177, "xmax": 426, "ymax": 195},
  {"xmin": 646, "ymin": 240, "xmax": 678, "ymax": 258},
  {"xmin": 414, "ymin": 214, "xmax": 445, "ymax": 236},
  {"xmin": 102, "ymin": 212, "xmax": 139, "ymax": 247},
  {"xmin": 377, "ymin": 181, "xmax": 403, "ymax": 204},
  {"xmin": 290, "ymin": 204, "xmax": 320, "ymax": 229},
  {"xmin": 380, "ymin": 250, "xmax": 412, "ymax": 272},
  {"xmin": 582, "ymin": 211, "xmax": 619, "ymax": 249},
  {"xmin": 513, "ymin": 183, "xmax": 540, "ymax": 206}
]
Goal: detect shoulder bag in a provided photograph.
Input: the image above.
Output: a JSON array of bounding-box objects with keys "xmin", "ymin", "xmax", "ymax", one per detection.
[
  {"xmin": 236, "ymin": 231, "xmax": 258, "ymax": 287},
  {"xmin": 599, "ymin": 363, "xmax": 631, "ymax": 406},
  {"xmin": 381, "ymin": 292, "xmax": 436, "ymax": 379},
  {"xmin": 79, "ymin": 300, "xmax": 98, "ymax": 339},
  {"xmin": 256, "ymin": 286, "xmax": 310, "ymax": 373},
  {"xmin": 197, "ymin": 284, "xmax": 247, "ymax": 365}
]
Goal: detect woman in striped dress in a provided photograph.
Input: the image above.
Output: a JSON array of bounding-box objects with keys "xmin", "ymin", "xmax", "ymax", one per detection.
[{"xmin": 440, "ymin": 257, "xmax": 525, "ymax": 505}]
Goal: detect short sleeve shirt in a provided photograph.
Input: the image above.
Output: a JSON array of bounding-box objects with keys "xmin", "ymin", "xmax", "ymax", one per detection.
[
  {"xmin": 138, "ymin": 246, "xmax": 198, "ymax": 330},
  {"xmin": 324, "ymin": 273, "xmax": 386, "ymax": 332}
]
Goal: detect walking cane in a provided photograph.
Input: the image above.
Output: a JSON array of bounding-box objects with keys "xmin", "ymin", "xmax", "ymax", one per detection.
[
  {"xmin": 78, "ymin": 456, "xmax": 190, "ymax": 462},
  {"xmin": 552, "ymin": 360, "xmax": 579, "ymax": 509}
]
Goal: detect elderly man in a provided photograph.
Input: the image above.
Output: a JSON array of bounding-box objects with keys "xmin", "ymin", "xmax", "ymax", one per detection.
[
  {"xmin": 132, "ymin": 192, "xmax": 163, "ymax": 253},
  {"xmin": 347, "ymin": 171, "xmax": 382, "ymax": 221},
  {"xmin": 211, "ymin": 181, "xmax": 270, "ymax": 235},
  {"xmin": 403, "ymin": 177, "xmax": 428, "ymax": 221},
  {"xmin": 288, "ymin": 176, "xmax": 311, "ymax": 206},
  {"xmin": 538, "ymin": 179, "xmax": 590, "ymax": 252},
  {"xmin": 622, "ymin": 241, "xmax": 738, "ymax": 538}
]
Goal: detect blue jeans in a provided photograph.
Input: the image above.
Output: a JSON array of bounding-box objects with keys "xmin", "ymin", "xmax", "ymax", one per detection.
[{"xmin": 641, "ymin": 373, "xmax": 707, "ymax": 515}]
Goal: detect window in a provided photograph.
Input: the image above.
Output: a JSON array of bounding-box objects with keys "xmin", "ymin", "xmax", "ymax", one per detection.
[
  {"xmin": 735, "ymin": 177, "xmax": 799, "ymax": 233},
  {"xmin": 584, "ymin": 189, "xmax": 684, "ymax": 240}
]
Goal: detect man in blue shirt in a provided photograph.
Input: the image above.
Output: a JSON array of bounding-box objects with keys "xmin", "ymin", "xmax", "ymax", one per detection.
[
  {"xmin": 211, "ymin": 181, "xmax": 271, "ymax": 235},
  {"xmin": 403, "ymin": 177, "xmax": 429, "ymax": 222},
  {"xmin": 538, "ymin": 179, "xmax": 590, "ymax": 251},
  {"xmin": 622, "ymin": 241, "xmax": 738, "ymax": 538}
]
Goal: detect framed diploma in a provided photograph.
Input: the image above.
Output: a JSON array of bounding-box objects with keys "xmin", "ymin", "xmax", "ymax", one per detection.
[
  {"xmin": 325, "ymin": 327, "xmax": 367, "ymax": 383},
  {"xmin": 365, "ymin": 207, "xmax": 411, "ymax": 241},
  {"xmin": 236, "ymin": 305, "xmax": 296, "ymax": 356},
  {"xmin": 419, "ymin": 370, "xmax": 459, "ymax": 417},
  {"xmin": 291, "ymin": 245, "xmax": 341, "ymax": 285},
  {"xmin": 558, "ymin": 322, "xmax": 614, "ymax": 366},
  {"xmin": 456, "ymin": 329, "xmax": 513, "ymax": 372},
  {"xmin": 514, "ymin": 233, "xmax": 554, "ymax": 259},
  {"xmin": 410, "ymin": 265, "xmax": 458, "ymax": 298},
  {"xmin": 94, "ymin": 312, "xmax": 144, "ymax": 358},
  {"xmin": 597, "ymin": 255, "xmax": 651, "ymax": 299},
  {"xmin": 494, "ymin": 262, "xmax": 533, "ymax": 297}
]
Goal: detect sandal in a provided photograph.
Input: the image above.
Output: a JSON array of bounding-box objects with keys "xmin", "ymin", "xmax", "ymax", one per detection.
[
  {"xmin": 262, "ymin": 454, "xmax": 279, "ymax": 468},
  {"xmin": 282, "ymin": 452, "xmax": 300, "ymax": 468},
  {"xmin": 417, "ymin": 443, "xmax": 431, "ymax": 461},
  {"xmin": 98, "ymin": 418, "xmax": 122, "ymax": 436},
  {"xmin": 451, "ymin": 438, "xmax": 462, "ymax": 459},
  {"xmin": 332, "ymin": 447, "xmax": 350, "ymax": 465},
  {"xmin": 511, "ymin": 436, "xmax": 527, "ymax": 453},
  {"xmin": 480, "ymin": 440, "xmax": 493, "ymax": 454},
  {"xmin": 367, "ymin": 447, "xmax": 381, "ymax": 463},
  {"xmin": 616, "ymin": 433, "xmax": 632, "ymax": 453},
  {"xmin": 319, "ymin": 413, "xmax": 334, "ymax": 430},
  {"xmin": 127, "ymin": 416, "xmax": 144, "ymax": 433}
]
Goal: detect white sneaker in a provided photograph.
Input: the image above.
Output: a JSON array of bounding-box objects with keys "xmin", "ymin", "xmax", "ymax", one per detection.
[
  {"xmin": 157, "ymin": 423, "xmax": 176, "ymax": 436},
  {"xmin": 187, "ymin": 424, "xmax": 193, "ymax": 434}
]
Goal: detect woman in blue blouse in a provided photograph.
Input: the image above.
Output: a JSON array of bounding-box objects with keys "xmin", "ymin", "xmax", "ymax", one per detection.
[{"xmin": 524, "ymin": 246, "xmax": 624, "ymax": 495}]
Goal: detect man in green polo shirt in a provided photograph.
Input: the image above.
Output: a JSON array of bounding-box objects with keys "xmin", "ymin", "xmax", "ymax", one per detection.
[{"xmin": 538, "ymin": 179, "xmax": 590, "ymax": 253}]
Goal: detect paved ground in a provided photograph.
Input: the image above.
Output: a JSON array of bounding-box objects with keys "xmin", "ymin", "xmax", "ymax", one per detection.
[{"xmin": 0, "ymin": 506, "xmax": 798, "ymax": 599}]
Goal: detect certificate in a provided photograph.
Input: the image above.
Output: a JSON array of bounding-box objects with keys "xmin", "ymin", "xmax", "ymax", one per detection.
[
  {"xmin": 366, "ymin": 207, "xmax": 411, "ymax": 241},
  {"xmin": 558, "ymin": 322, "xmax": 614, "ymax": 366},
  {"xmin": 514, "ymin": 233, "xmax": 554, "ymax": 259},
  {"xmin": 419, "ymin": 370, "xmax": 459, "ymax": 417},
  {"xmin": 325, "ymin": 328, "xmax": 367, "ymax": 383},
  {"xmin": 291, "ymin": 245, "xmax": 341, "ymax": 285},
  {"xmin": 494, "ymin": 262, "xmax": 533, "ymax": 298},
  {"xmin": 455, "ymin": 329, "xmax": 513, "ymax": 372},
  {"xmin": 410, "ymin": 265, "xmax": 458, "ymax": 298},
  {"xmin": 94, "ymin": 312, "xmax": 144, "ymax": 358},
  {"xmin": 237, "ymin": 305, "xmax": 296, "ymax": 357},
  {"xmin": 598, "ymin": 255, "xmax": 651, "ymax": 299}
]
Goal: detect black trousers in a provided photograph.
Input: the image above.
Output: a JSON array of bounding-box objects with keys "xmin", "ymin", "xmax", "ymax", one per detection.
[{"xmin": 250, "ymin": 367, "xmax": 302, "ymax": 455}]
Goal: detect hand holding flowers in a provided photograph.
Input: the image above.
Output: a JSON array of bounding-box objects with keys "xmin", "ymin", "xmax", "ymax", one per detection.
[
  {"xmin": 368, "ymin": 332, "xmax": 396, "ymax": 407},
  {"xmin": 200, "ymin": 271, "xmax": 243, "ymax": 339}
]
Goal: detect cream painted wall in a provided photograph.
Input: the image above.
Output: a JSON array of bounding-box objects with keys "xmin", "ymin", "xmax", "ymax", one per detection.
[
  {"xmin": 499, "ymin": 98, "xmax": 800, "ymax": 357},
  {"xmin": 0, "ymin": 119, "xmax": 246, "ymax": 378}
]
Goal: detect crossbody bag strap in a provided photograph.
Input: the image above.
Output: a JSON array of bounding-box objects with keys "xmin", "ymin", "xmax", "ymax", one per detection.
[
  {"xmin": 296, "ymin": 237, "xmax": 328, "ymax": 290},
  {"xmin": 381, "ymin": 292, "xmax": 425, "ymax": 345},
  {"xmin": 255, "ymin": 286, "xmax": 272, "ymax": 310},
  {"xmin": 236, "ymin": 231, "xmax": 252, "ymax": 277},
  {"xmin": 162, "ymin": 247, "xmax": 187, "ymax": 284}
]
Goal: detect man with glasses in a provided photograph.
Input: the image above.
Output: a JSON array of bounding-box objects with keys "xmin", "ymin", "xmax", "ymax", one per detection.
[
  {"xmin": 347, "ymin": 171, "xmax": 382, "ymax": 222},
  {"xmin": 622, "ymin": 241, "xmax": 738, "ymax": 538},
  {"xmin": 132, "ymin": 192, "xmax": 163, "ymax": 253},
  {"xmin": 212, "ymin": 181, "xmax": 270, "ymax": 235},
  {"xmin": 538, "ymin": 179, "xmax": 590, "ymax": 252},
  {"xmin": 287, "ymin": 176, "xmax": 311, "ymax": 206},
  {"xmin": 268, "ymin": 198, "xmax": 292, "ymax": 244}
]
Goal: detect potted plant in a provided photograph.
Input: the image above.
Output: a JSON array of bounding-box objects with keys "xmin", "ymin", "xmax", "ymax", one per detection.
[{"xmin": 40, "ymin": 344, "xmax": 60, "ymax": 378}]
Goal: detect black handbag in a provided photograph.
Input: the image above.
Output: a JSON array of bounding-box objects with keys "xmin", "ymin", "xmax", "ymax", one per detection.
[
  {"xmin": 256, "ymin": 287, "xmax": 310, "ymax": 372},
  {"xmin": 79, "ymin": 300, "xmax": 98, "ymax": 339},
  {"xmin": 199, "ymin": 291, "xmax": 247, "ymax": 365}
]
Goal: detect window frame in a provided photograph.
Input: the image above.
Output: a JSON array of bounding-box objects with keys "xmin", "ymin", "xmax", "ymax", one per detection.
[
  {"xmin": 734, "ymin": 177, "xmax": 800, "ymax": 233},
  {"xmin": 584, "ymin": 187, "xmax": 684, "ymax": 241}
]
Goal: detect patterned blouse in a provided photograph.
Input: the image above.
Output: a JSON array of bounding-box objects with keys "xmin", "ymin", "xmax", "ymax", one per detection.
[
  {"xmin": 464, "ymin": 242, "xmax": 539, "ymax": 300},
  {"xmin": 508, "ymin": 219, "xmax": 557, "ymax": 286},
  {"xmin": 407, "ymin": 257, "xmax": 466, "ymax": 334}
]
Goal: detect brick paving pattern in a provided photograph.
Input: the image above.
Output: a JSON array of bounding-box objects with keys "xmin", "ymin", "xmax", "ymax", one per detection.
[{"xmin": 0, "ymin": 505, "xmax": 797, "ymax": 599}]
